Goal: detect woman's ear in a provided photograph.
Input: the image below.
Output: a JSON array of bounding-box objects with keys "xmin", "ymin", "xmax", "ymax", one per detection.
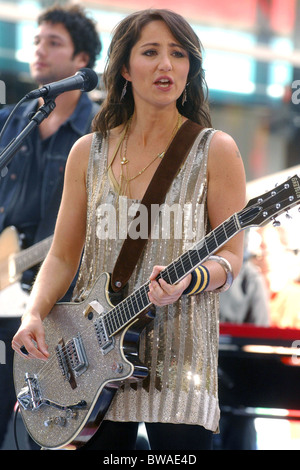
[{"xmin": 121, "ymin": 64, "xmax": 130, "ymax": 81}]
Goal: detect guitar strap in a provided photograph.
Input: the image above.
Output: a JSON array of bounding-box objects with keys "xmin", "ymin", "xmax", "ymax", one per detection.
[{"xmin": 111, "ymin": 119, "xmax": 203, "ymax": 293}]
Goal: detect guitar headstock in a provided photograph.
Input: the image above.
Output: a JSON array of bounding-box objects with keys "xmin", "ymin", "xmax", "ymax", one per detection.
[{"xmin": 239, "ymin": 175, "xmax": 300, "ymax": 229}]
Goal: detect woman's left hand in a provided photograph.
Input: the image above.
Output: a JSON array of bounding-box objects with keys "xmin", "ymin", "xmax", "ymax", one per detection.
[{"xmin": 148, "ymin": 265, "xmax": 191, "ymax": 306}]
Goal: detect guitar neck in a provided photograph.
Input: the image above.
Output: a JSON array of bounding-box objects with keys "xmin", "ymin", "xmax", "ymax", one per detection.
[
  {"xmin": 103, "ymin": 213, "xmax": 241, "ymax": 337},
  {"xmin": 13, "ymin": 236, "xmax": 53, "ymax": 276}
]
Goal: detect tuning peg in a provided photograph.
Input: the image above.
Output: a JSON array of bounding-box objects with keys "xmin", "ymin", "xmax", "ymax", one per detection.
[
  {"xmin": 272, "ymin": 218, "xmax": 281, "ymax": 227},
  {"xmin": 286, "ymin": 211, "xmax": 292, "ymax": 219}
]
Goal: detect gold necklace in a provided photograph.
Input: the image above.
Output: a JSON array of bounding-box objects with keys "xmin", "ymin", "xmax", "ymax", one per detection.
[{"xmin": 119, "ymin": 114, "xmax": 182, "ymax": 197}]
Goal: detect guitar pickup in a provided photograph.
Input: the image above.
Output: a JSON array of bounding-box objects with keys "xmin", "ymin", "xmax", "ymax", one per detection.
[
  {"xmin": 94, "ymin": 317, "xmax": 114, "ymax": 355},
  {"xmin": 56, "ymin": 334, "xmax": 88, "ymax": 389}
]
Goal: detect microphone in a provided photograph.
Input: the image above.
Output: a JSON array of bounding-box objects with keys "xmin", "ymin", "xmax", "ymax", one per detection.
[{"xmin": 25, "ymin": 68, "xmax": 99, "ymax": 100}]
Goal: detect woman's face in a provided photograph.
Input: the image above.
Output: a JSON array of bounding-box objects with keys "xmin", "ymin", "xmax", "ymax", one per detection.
[{"xmin": 122, "ymin": 20, "xmax": 190, "ymax": 109}]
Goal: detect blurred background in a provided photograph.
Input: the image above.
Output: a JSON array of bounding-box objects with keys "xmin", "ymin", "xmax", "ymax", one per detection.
[
  {"xmin": 1, "ymin": 0, "xmax": 300, "ymax": 450},
  {"xmin": 1, "ymin": 0, "xmax": 299, "ymax": 180}
]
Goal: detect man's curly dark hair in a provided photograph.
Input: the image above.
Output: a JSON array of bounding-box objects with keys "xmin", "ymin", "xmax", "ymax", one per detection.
[{"xmin": 37, "ymin": 4, "xmax": 102, "ymax": 69}]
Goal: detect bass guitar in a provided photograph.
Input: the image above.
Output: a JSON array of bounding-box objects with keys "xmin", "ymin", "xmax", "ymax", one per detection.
[{"xmin": 13, "ymin": 175, "xmax": 300, "ymax": 449}]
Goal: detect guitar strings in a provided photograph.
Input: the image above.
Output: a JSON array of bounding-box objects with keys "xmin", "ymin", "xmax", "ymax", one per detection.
[
  {"xmin": 33, "ymin": 279, "xmax": 153, "ymax": 388},
  {"xmin": 32, "ymin": 215, "xmax": 241, "ymax": 388},
  {"xmin": 28, "ymin": 207, "xmax": 263, "ymax": 390},
  {"xmin": 30, "ymin": 216, "xmax": 239, "ymax": 385},
  {"xmin": 29, "ymin": 188, "xmax": 291, "ymax": 386}
]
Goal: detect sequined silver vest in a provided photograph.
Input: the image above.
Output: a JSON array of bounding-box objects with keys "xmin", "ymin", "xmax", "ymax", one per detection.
[{"xmin": 73, "ymin": 127, "xmax": 220, "ymax": 432}]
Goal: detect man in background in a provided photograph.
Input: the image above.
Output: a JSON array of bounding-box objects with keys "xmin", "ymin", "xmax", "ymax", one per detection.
[{"xmin": 0, "ymin": 4, "xmax": 101, "ymax": 448}]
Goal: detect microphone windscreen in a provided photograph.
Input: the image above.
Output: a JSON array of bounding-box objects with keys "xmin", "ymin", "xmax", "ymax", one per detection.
[{"xmin": 79, "ymin": 68, "xmax": 99, "ymax": 92}]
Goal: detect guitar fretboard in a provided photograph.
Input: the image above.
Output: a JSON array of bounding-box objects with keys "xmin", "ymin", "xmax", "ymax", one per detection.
[{"xmin": 102, "ymin": 213, "xmax": 240, "ymax": 337}]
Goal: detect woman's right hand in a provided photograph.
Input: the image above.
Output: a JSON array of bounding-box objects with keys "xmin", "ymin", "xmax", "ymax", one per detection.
[{"xmin": 12, "ymin": 312, "xmax": 49, "ymax": 361}]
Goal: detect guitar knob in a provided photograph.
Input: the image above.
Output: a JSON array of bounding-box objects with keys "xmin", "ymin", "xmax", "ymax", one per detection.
[
  {"xmin": 44, "ymin": 419, "xmax": 53, "ymax": 427},
  {"xmin": 112, "ymin": 362, "xmax": 123, "ymax": 374}
]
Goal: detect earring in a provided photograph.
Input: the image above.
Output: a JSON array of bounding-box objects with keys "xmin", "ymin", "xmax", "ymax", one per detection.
[
  {"xmin": 121, "ymin": 80, "xmax": 128, "ymax": 100},
  {"xmin": 181, "ymin": 85, "xmax": 187, "ymax": 106}
]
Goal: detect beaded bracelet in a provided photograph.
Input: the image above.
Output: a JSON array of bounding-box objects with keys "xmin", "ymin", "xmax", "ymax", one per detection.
[
  {"xmin": 182, "ymin": 265, "xmax": 210, "ymax": 296},
  {"xmin": 209, "ymin": 255, "xmax": 233, "ymax": 293}
]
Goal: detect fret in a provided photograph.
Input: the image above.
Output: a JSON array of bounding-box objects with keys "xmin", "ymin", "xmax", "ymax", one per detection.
[
  {"xmin": 196, "ymin": 243, "xmax": 209, "ymax": 263},
  {"xmin": 223, "ymin": 216, "xmax": 236, "ymax": 238},
  {"xmin": 105, "ymin": 312, "xmax": 114, "ymax": 336},
  {"xmin": 212, "ymin": 229, "xmax": 220, "ymax": 248},
  {"xmin": 122, "ymin": 301, "xmax": 132, "ymax": 322},
  {"xmin": 126, "ymin": 296, "xmax": 135, "ymax": 321},
  {"xmin": 205, "ymin": 233, "xmax": 218, "ymax": 254},
  {"xmin": 136, "ymin": 291, "xmax": 145, "ymax": 311},
  {"xmin": 102, "ymin": 284, "xmax": 151, "ymax": 339},
  {"xmin": 161, "ymin": 262, "xmax": 175, "ymax": 284},
  {"xmin": 102, "ymin": 315, "xmax": 113, "ymax": 337},
  {"xmin": 126, "ymin": 295, "xmax": 137, "ymax": 319},
  {"xmin": 110, "ymin": 310, "xmax": 119, "ymax": 331},
  {"xmin": 186, "ymin": 249, "xmax": 198, "ymax": 272},
  {"xmin": 117, "ymin": 306, "xmax": 124, "ymax": 329},
  {"xmin": 118, "ymin": 303, "xmax": 129, "ymax": 325},
  {"xmin": 104, "ymin": 215, "xmax": 242, "ymax": 338},
  {"xmin": 188, "ymin": 247, "xmax": 201, "ymax": 268},
  {"xmin": 176, "ymin": 256, "xmax": 188, "ymax": 279},
  {"xmin": 172, "ymin": 259, "xmax": 185, "ymax": 282},
  {"xmin": 130, "ymin": 295, "xmax": 139, "ymax": 317},
  {"xmin": 181, "ymin": 251, "xmax": 194, "ymax": 274},
  {"xmin": 215, "ymin": 223, "xmax": 227, "ymax": 246},
  {"xmin": 140, "ymin": 285, "xmax": 150, "ymax": 309},
  {"xmin": 152, "ymin": 216, "xmax": 241, "ymax": 292},
  {"xmin": 232, "ymin": 214, "xmax": 240, "ymax": 233},
  {"xmin": 185, "ymin": 248, "xmax": 200, "ymax": 270},
  {"xmin": 162, "ymin": 267, "xmax": 172, "ymax": 284}
]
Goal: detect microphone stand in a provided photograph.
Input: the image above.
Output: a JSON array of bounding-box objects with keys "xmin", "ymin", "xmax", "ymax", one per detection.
[{"xmin": 0, "ymin": 98, "xmax": 56, "ymax": 177}]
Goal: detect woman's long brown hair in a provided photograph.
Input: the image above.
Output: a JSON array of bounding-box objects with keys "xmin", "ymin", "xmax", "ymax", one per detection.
[{"xmin": 93, "ymin": 9, "xmax": 211, "ymax": 136}]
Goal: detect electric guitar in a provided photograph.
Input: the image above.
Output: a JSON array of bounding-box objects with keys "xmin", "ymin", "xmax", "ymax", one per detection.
[
  {"xmin": 13, "ymin": 175, "xmax": 300, "ymax": 450},
  {"xmin": 0, "ymin": 226, "xmax": 52, "ymax": 290}
]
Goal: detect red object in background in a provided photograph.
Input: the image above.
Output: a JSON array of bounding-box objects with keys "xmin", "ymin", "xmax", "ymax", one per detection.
[
  {"xmin": 87, "ymin": 0, "xmax": 258, "ymax": 27},
  {"xmin": 86, "ymin": 0, "xmax": 295, "ymax": 34},
  {"xmin": 220, "ymin": 322, "xmax": 300, "ymax": 341}
]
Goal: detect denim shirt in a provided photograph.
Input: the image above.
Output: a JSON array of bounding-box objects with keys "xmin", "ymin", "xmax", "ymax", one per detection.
[{"xmin": 0, "ymin": 92, "xmax": 99, "ymax": 246}]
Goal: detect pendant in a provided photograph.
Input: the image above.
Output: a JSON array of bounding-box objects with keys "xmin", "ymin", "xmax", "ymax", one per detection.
[
  {"xmin": 121, "ymin": 157, "xmax": 129, "ymax": 165},
  {"xmin": 158, "ymin": 151, "xmax": 165, "ymax": 159}
]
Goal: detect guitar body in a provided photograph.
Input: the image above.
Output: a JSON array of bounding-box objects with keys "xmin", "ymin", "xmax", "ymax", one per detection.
[
  {"xmin": 13, "ymin": 272, "xmax": 153, "ymax": 450},
  {"xmin": 0, "ymin": 226, "xmax": 21, "ymax": 289}
]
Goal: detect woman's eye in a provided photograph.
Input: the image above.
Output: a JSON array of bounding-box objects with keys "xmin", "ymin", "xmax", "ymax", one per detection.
[
  {"xmin": 172, "ymin": 50, "xmax": 186, "ymax": 58},
  {"xmin": 143, "ymin": 50, "xmax": 157, "ymax": 56},
  {"xmin": 142, "ymin": 49, "xmax": 186, "ymax": 58}
]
